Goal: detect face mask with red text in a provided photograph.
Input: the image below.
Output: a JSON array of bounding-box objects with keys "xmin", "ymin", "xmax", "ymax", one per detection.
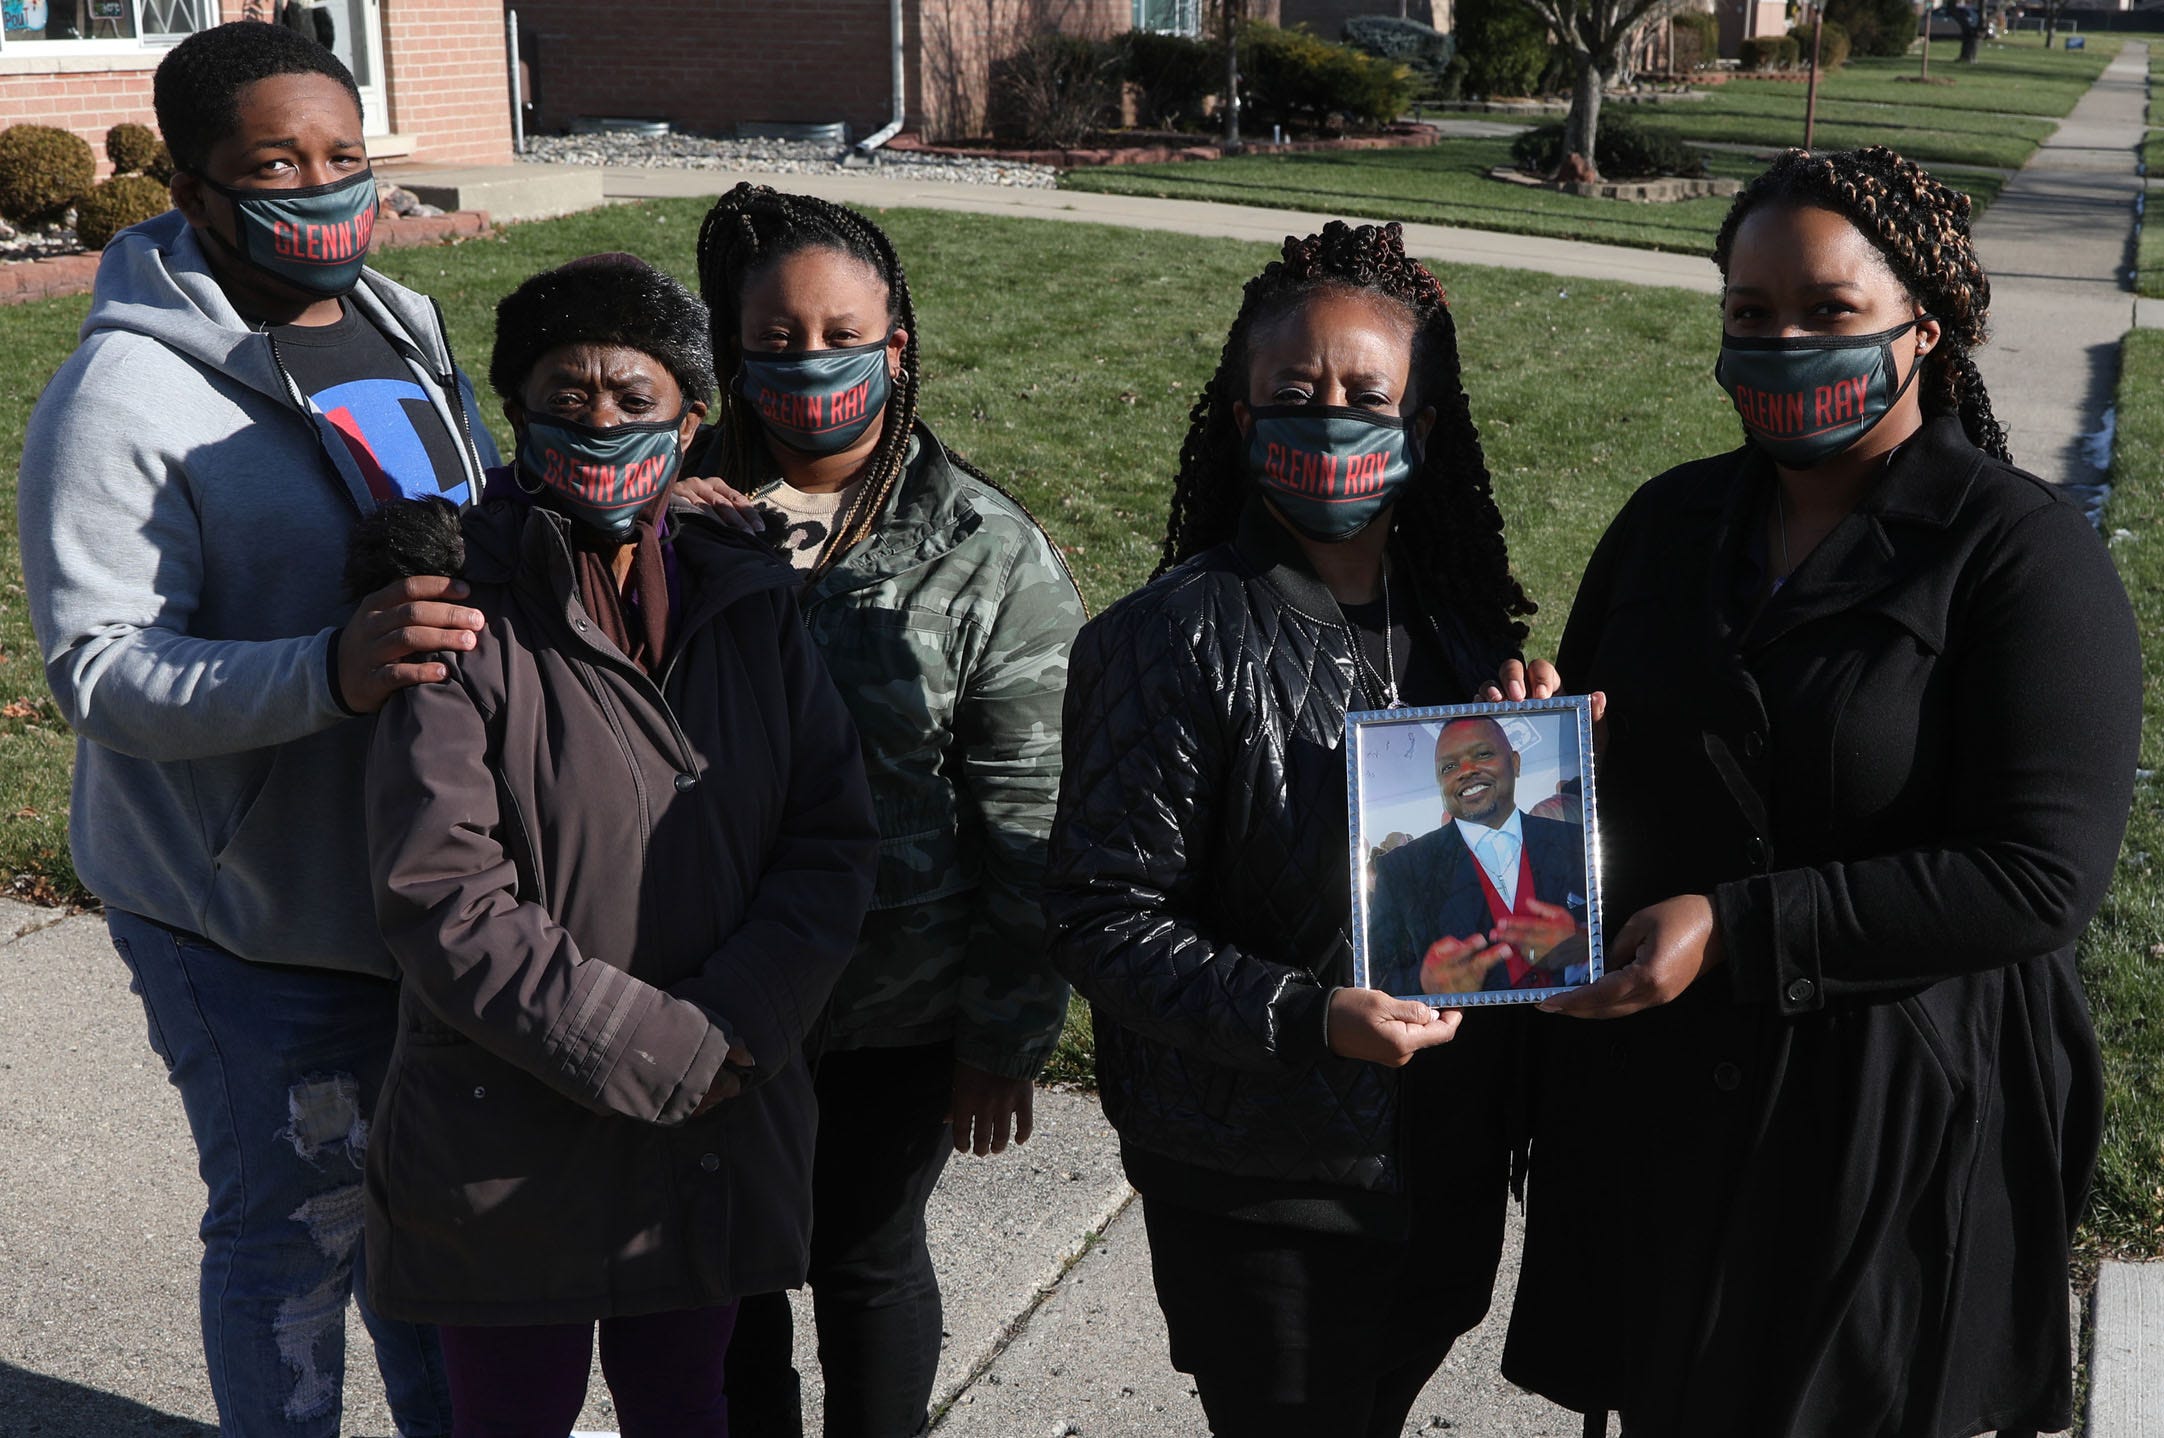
[
  {"xmin": 1246, "ymin": 404, "xmax": 1418, "ymax": 543},
  {"xmin": 736, "ymin": 340, "xmax": 892, "ymax": 456},
  {"xmin": 1714, "ymin": 319, "xmax": 1924, "ymax": 469},
  {"xmin": 198, "ymin": 168, "xmax": 379, "ymax": 299},
  {"xmin": 518, "ymin": 412, "xmax": 685, "ymax": 544}
]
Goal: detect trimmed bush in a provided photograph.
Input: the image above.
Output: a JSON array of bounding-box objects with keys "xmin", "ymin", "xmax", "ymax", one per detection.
[
  {"xmin": 1117, "ymin": 28, "xmax": 1217, "ymax": 129},
  {"xmin": 106, "ymin": 122, "xmax": 161, "ymax": 175},
  {"xmin": 1454, "ymin": 0, "xmax": 1553, "ymax": 98},
  {"xmin": 1670, "ymin": 10, "xmax": 1719, "ymax": 70},
  {"xmin": 1827, "ymin": 0, "xmax": 1918, "ymax": 58},
  {"xmin": 1509, "ymin": 110, "xmax": 1709, "ymax": 179},
  {"xmin": 991, "ymin": 32, "xmax": 1118, "ymax": 147},
  {"xmin": 1740, "ymin": 34, "xmax": 1802, "ymax": 69},
  {"xmin": 1789, "ymin": 19, "xmax": 1851, "ymax": 69},
  {"xmin": 73, "ymin": 174, "xmax": 172, "ymax": 249},
  {"xmin": 1239, "ymin": 22, "xmax": 1414, "ymax": 133},
  {"xmin": 146, "ymin": 142, "xmax": 177, "ymax": 186},
  {"xmin": 0, "ymin": 124, "xmax": 96, "ymax": 225},
  {"xmin": 1341, "ymin": 14, "xmax": 1457, "ymax": 91}
]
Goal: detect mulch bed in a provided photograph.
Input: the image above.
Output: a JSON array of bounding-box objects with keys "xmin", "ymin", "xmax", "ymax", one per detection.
[
  {"xmin": 0, "ymin": 208, "xmax": 493, "ymax": 307},
  {"xmin": 886, "ymin": 123, "xmax": 1440, "ymax": 170}
]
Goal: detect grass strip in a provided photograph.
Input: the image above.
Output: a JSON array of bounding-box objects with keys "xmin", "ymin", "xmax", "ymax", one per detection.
[{"xmin": 2080, "ymin": 328, "xmax": 2164, "ymax": 1257}]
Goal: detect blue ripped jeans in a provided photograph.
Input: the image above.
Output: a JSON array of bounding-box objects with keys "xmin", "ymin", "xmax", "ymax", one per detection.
[{"xmin": 107, "ymin": 909, "xmax": 452, "ymax": 1438}]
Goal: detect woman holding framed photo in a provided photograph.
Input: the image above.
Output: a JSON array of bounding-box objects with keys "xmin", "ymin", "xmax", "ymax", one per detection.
[
  {"xmin": 1505, "ymin": 147, "xmax": 2141, "ymax": 1438},
  {"xmin": 1045, "ymin": 220, "xmax": 1542, "ymax": 1437}
]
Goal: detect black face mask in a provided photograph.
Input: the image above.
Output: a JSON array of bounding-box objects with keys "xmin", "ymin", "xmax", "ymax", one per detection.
[
  {"xmin": 517, "ymin": 412, "xmax": 686, "ymax": 545},
  {"xmin": 736, "ymin": 341, "xmax": 892, "ymax": 455},
  {"xmin": 1714, "ymin": 319, "xmax": 1926, "ymax": 468},
  {"xmin": 195, "ymin": 168, "xmax": 379, "ymax": 299},
  {"xmin": 1245, "ymin": 404, "xmax": 1419, "ymax": 543}
]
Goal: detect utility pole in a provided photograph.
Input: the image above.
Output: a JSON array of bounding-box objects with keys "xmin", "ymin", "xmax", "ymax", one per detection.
[
  {"xmin": 1222, "ymin": 0, "xmax": 1243, "ymax": 153},
  {"xmin": 1803, "ymin": 1, "xmax": 1825, "ymax": 149}
]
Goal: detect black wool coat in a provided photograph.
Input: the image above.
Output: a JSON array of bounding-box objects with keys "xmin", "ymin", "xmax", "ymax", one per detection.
[{"xmin": 1502, "ymin": 417, "xmax": 2140, "ymax": 1438}]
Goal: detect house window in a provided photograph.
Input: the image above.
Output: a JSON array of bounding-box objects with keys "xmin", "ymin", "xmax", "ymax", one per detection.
[
  {"xmin": 1, "ymin": 0, "xmax": 211, "ymax": 50},
  {"xmin": 1133, "ymin": 0, "xmax": 1203, "ymax": 36}
]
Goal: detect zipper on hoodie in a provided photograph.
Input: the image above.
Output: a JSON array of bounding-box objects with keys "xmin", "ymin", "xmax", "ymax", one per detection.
[{"xmin": 427, "ymin": 297, "xmax": 491, "ymax": 497}]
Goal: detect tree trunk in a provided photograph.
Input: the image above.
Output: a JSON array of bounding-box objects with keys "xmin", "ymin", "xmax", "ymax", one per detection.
[
  {"xmin": 1223, "ymin": 1, "xmax": 1242, "ymax": 151},
  {"xmin": 1565, "ymin": 53, "xmax": 1605, "ymax": 177}
]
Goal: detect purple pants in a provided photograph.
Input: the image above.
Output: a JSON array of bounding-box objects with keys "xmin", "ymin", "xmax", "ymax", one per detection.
[{"xmin": 438, "ymin": 1302, "xmax": 739, "ymax": 1438}]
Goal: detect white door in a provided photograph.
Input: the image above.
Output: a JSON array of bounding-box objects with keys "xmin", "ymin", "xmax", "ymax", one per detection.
[{"xmin": 321, "ymin": 0, "xmax": 390, "ymax": 137}]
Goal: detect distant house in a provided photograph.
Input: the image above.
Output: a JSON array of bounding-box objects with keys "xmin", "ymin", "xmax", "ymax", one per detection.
[
  {"xmin": 0, "ymin": 0, "xmax": 514, "ymax": 173},
  {"xmin": 1713, "ymin": 0, "xmax": 1789, "ymax": 57},
  {"xmin": 510, "ymin": 0, "xmax": 1340, "ymax": 144}
]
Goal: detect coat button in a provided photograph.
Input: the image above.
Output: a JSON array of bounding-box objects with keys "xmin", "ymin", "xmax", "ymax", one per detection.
[
  {"xmin": 1744, "ymin": 733, "xmax": 1765, "ymax": 759},
  {"xmin": 699, "ymin": 1153, "xmax": 720, "ymax": 1173},
  {"xmin": 1747, "ymin": 837, "xmax": 1769, "ymax": 870},
  {"xmin": 1785, "ymin": 977, "xmax": 1816, "ymax": 1004},
  {"xmin": 1712, "ymin": 1062, "xmax": 1741, "ymax": 1092},
  {"xmin": 674, "ymin": 772, "xmax": 697, "ymax": 792},
  {"xmin": 471, "ymin": 1086, "xmax": 486, "ymax": 1100},
  {"xmin": 573, "ymin": 619, "xmax": 588, "ymax": 632}
]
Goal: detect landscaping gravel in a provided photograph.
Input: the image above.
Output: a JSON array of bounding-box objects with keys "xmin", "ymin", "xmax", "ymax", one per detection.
[
  {"xmin": 0, "ymin": 216, "xmax": 82, "ymax": 263},
  {"xmin": 520, "ymin": 132, "xmax": 1059, "ymax": 188}
]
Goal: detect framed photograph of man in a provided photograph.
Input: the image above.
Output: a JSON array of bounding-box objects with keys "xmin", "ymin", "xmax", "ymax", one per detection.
[{"xmin": 1348, "ymin": 697, "xmax": 1605, "ymax": 1007}]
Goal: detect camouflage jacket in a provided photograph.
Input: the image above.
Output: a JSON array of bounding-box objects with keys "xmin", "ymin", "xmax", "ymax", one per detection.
[{"xmin": 771, "ymin": 424, "xmax": 1083, "ymax": 1078}]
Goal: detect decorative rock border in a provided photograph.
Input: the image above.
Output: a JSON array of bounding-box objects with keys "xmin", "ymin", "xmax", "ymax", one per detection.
[
  {"xmin": 0, "ymin": 208, "xmax": 493, "ymax": 307},
  {"xmin": 1487, "ymin": 165, "xmax": 1742, "ymax": 203},
  {"xmin": 885, "ymin": 123, "xmax": 1439, "ymax": 170}
]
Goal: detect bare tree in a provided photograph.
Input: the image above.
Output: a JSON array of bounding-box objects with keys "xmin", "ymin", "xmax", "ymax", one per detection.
[{"xmin": 1510, "ymin": 0, "xmax": 1674, "ymax": 175}]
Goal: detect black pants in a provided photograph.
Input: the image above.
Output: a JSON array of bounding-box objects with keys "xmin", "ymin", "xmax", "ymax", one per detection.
[
  {"xmin": 1142, "ymin": 1196, "xmax": 1503, "ymax": 1438},
  {"xmin": 1143, "ymin": 1016, "xmax": 1515, "ymax": 1438},
  {"xmin": 725, "ymin": 1040, "xmax": 955, "ymax": 1438}
]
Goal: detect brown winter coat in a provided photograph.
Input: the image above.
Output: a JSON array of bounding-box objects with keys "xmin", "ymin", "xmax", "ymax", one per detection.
[{"xmin": 361, "ymin": 496, "xmax": 878, "ymax": 1325}]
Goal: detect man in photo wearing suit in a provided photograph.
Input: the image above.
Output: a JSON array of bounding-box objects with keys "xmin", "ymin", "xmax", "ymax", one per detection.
[{"xmin": 1367, "ymin": 718, "xmax": 1589, "ymax": 996}]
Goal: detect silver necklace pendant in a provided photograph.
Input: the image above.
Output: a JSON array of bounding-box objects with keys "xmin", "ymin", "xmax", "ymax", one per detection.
[{"xmin": 1380, "ymin": 563, "xmax": 1402, "ymax": 709}]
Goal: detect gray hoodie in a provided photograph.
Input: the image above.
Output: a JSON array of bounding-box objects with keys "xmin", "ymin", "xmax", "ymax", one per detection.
[{"xmin": 18, "ymin": 210, "xmax": 497, "ymax": 976}]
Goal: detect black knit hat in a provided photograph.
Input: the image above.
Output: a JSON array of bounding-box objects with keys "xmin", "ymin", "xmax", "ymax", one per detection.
[{"xmin": 488, "ymin": 252, "xmax": 716, "ymax": 407}]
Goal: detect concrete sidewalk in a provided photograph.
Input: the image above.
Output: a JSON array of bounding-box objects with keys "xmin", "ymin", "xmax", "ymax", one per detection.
[
  {"xmin": 1968, "ymin": 42, "xmax": 2149, "ymax": 492},
  {"xmin": 0, "ymin": 897, "xmax": 1595, "ymax": 1436},
  {"xmin": 593, "ymin": 165, "xmax": 1724, "ymax": 295}
]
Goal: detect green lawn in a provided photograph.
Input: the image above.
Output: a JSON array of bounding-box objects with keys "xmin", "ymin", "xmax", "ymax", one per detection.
[
  {"xmin": 1065, "ymin": 34, "xmax": 2108, "ymax": 253},
  {"xmin": 2081, "ymin": 328, "xmax": 2164, "ymax": 1257},
  {"xmin": 1063, "ymin": 136, "xmax": 2008, "ymax": 255},
  {"xmin": 0, "ymin": 200, "xmax": 1737, "ymax": 906}
]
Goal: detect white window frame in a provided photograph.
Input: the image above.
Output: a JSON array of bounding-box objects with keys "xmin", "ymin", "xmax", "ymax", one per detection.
[
  {"xmin": 1132, "ymin": 0, "xmax": 1203, "ymax": 36},
  {"xmin": 0, "ymin": 0, "xmax": 212, "ymax": 58}
]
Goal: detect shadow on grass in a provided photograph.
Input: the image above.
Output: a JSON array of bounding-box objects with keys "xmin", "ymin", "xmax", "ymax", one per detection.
[{"xmin": 0, "ymin": 1362, "xmax": 215, "ymax": 1436}]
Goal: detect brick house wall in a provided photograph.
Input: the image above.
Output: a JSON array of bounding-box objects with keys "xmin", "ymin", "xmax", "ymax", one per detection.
[
  {"xmin": 0, "ymin": 0, "xmax": 511, "ymax": 175},
  {"xmin": 379, "ymin": 1, "xmax": 514, "ymax": 163},
  {"xmin": 0, "ymin": 0, "xmax": 244, "ymax": 170}
]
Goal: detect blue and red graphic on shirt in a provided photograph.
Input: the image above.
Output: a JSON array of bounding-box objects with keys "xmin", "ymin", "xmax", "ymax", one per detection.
[{"xmin": 310, "ymin": 378, "xmax": 471, "ymax": 506}]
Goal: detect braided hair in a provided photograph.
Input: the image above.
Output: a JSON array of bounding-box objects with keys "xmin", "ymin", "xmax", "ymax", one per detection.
[
  {"xmin": 1157, "ymin": 219, "xmax": 1533, "ymax": 653},
  {"xmin": 694, "ymin": 182, "xmax": 921, "ymax": 579},
  {"xmin": 1713, "ymin": 145, "xmax": 2010, "ymax": 463}
]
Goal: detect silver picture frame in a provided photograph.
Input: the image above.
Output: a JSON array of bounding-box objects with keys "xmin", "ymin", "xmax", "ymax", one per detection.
[{"xmin": 1347, "ymin": 695, "xmax": 1606, "ymax": 1008}]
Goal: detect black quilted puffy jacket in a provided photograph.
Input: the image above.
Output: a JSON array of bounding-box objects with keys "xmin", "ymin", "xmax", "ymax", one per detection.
[{"xmin": 1045, "ymin": 501, "xmax": 1508, "ymax": 1232}]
